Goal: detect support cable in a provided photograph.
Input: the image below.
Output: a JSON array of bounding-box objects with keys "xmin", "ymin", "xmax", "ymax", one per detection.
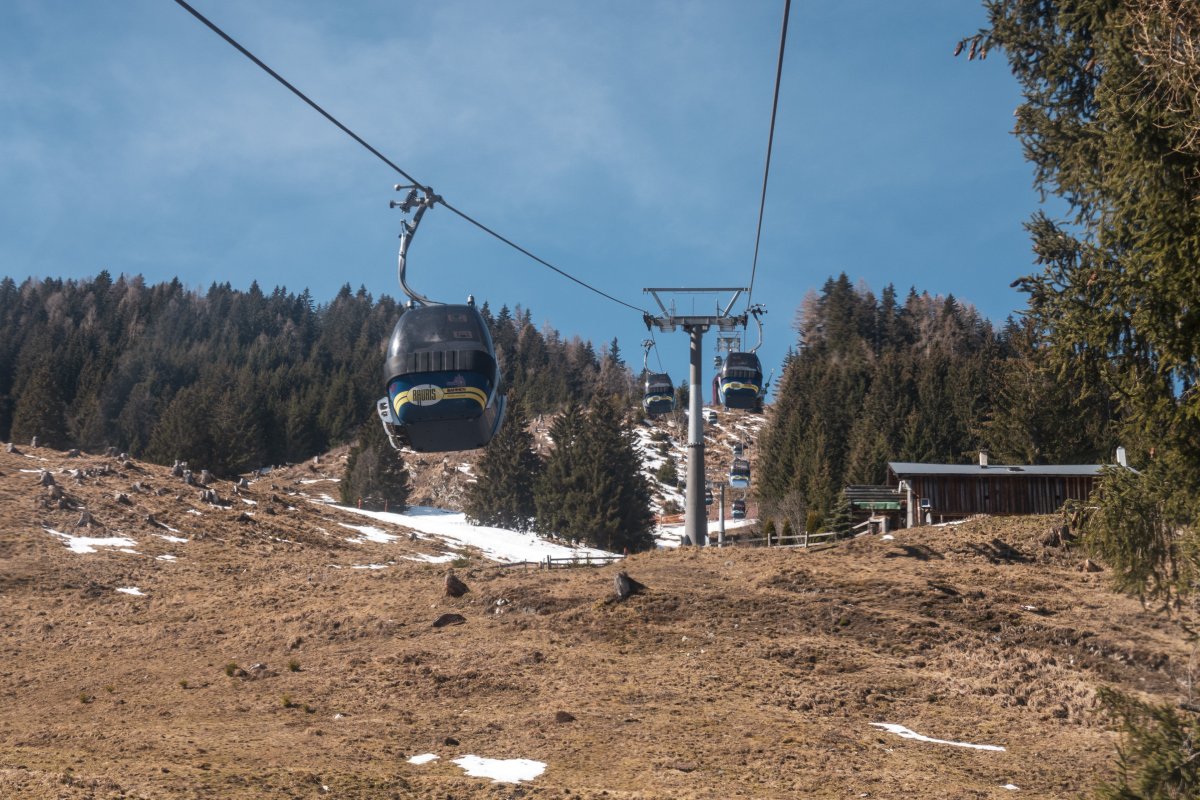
[
  {"xmin": 173, "ymin": 0, "xmax": 649, "ymax": 315},
  {"xmin": 745, "ymin": 0, "xmax": 791, "ymax": 311}
]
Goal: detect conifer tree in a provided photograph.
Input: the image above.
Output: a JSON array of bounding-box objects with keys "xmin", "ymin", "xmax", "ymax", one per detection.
[
  {"xmin": 534, "ymin": 403, "xmax": 590, "ymax": 540},
  {"xmin": 10, "ymin": 357, "xmax": 68, "ymax": 448},
  {"xmin": 464, "ymin": 398, "xmax": 542, "ymax": 531},
  {"xmin": 339, "ymin": 416, "xmax": 410, "ymax": 512}
]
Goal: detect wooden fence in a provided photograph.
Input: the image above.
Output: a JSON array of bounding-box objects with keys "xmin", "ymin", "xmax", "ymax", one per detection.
[
  {"xmin": 711, "ymin": 531, "xmax": 841, "ymax": 549},
  {"xmin": 499, "ymin": 553, "xmax": 626, "ymax": 571},
  {"xmin": 499, "ymin": 532, "xmax": 842, "ymax": 571}
]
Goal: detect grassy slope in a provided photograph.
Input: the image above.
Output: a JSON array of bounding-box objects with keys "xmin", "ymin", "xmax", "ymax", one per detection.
[{"xmin": 0, "ymin": 445, "xmax": 1191, "ymax": 799}]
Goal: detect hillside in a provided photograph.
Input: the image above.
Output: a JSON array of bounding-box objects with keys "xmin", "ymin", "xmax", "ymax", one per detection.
[
  {"xmin": 0, "ymin": 443, "xmax": 1192, "ymax": 799},
  {"xmin": 401, "ymin": 405, "xmax": 766, "ymax": 523}
]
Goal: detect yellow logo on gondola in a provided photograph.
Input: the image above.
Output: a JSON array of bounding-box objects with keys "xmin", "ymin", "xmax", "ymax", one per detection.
[
  {"xmin": 393, "ymin": 383, "xmax": 489, "ymax": 413},
  {"xmin": 722, "ymin": 381, "xmax": 760, "ymax": 393}
]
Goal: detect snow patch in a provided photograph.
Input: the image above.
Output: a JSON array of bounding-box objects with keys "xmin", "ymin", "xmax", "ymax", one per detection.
[
  {"xmin": 407, "ymin": 753, "xmax": 439, "ymax": 765},
  {"xmin": 116, "ymin": 587, "xmax": 144, "ymax": 596},
  {"xmin": 403, "ymin": 553, "xmax": 459, "ymax": 564},
  {"xmin": 352, "ymin": 563, "xmax": 390, "ymax": 570},
  {"xmin": 186, "ymin": 509, "xmax": 203, "ymax": 516},
  {"xmin": 156, "ymin": 554, "xmax": 178, "ymax": 562},
  {"xmin": 339, "ymin": 523, "xmax": 398, "ymax": 544},
  {"xmin": 870, "ymin": 723, "xmax": 1005, "ymax": 752},
  {"xmin": 156, "ymin": 533, "xmax": 187, "ymax": 544},
  {"xmin": 44, "ymin": 528, "xmax": 137, "ymax": 554},
  {"xmin": 332, "ymin": 504, "xmax": 617, "ymax": 564},
  {"xmin": 451, "ymin": 755, "xmax": 546, "ymax": 784}
]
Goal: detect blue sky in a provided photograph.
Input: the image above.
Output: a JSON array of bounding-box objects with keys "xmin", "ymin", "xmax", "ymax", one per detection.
[{"xmin": 1, "ymin": 1, "xmax": 1045, "ymax": 392}]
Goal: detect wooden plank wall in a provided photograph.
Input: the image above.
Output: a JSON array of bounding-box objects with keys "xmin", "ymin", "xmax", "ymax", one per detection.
[{"xmin": 912, "ymin": 475, "xmax": 1095, "ymax": 517}]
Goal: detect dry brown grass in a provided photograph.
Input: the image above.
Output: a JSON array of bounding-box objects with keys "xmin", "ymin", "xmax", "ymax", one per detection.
[{"xmin": 0, "ymin": 445, "xmax": 1192, "ymax": 798}]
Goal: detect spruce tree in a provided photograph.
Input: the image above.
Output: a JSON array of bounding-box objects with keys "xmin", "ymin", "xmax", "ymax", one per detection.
[
  {"xmin": 464, "ymin": 398, "xmax": 542, "ymax": 531},
  {"xmin": 534, "ymin": 403, "xmax": 590, "ymax": 540},
  {"xmin": 339, "ymin": 416, "xmax": 410, "ymax": 512}
]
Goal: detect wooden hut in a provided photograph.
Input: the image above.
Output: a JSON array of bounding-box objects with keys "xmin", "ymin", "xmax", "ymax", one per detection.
[{"xmin": 887, "ymin": 451, "xmax": 1111, "ymax": 527}]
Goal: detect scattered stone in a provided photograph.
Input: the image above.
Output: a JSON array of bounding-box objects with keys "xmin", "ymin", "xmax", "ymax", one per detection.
[
  {"xmin": 236, "ymin": 477, "xmax": 250, "ymax": 489},
  {"xmin": 38, "ymin": 471, "xmax": 56, "ymax": 487},
  {"xmin": 104, "ymin": 446, "xmax": 118, "ymax": 457},
  {"xmin": 131, "ymin": 482, "xmax": 146, "ymax": 494},
  {"xmin": 114, "ymin": 492, "xmax": 132, "ymax": 506},
  {"xmin": 235, "ymin": 512, "xmax": 254, "ymax": 524},
  {"xmin": 171, "ymin": 461, "xmax": 185, "ymax": 478},
  {"xmin": 145, "ymin": 513, "xmax": 166, "ymax": 528},
  {"xmin": 199, "ymin": 470, "xmax": 212, "ymax": 486},
  {"xmin": 444, "ymin": 571, "xmax": 470, "ymax": 598},
  {"xmin": 1080, "ymin": 558, "xmax": 1103, "ymax": 573},
  {"xmin": 554, "ymin": 711, "xmax": 576, "ymax": 724},
  {"xmin": 1041, "ymin": 525, "xmax": 1077, "ymax": 548},
  {"xmin": 5, "ymin": 442, "xmax": 21, "ymax": 454},
  {"xmin": 666, "ymin": 761, "xmax": 698, "ymax": 773},
  {"xmin": 442, "ymin": 736, "xmax": 459, "ymax": 747},
  {"xmin": 47, "ymin": 484, "xmax": 64, "ymax": 501},
  {"xmin": 614, "ymin": 571, "xmax": 647, "ymax": 601},
  {"xmin": 76, "ymin": 510, "xmax": 95, "ymax": 528},
  {"xmin": 66, "ymin": 449, "xmax": 80, "ymax": 458},
  {"xmin": 183, "ymin": 471, "xmax": 196, "ymax": 487},
  {"xmin": 432, "ymin": 613, "xmax": 467, "ymax": 628}
]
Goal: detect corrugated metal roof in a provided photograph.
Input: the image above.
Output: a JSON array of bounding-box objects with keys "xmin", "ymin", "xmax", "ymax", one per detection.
[{"xmin": 888, "ymin": 462, "xmax": 1106, "ymax": 478}]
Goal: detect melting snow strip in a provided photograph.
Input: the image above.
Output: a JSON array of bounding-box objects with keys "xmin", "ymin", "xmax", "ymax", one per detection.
[
  {"xmin": 156, "ymin": 554, "xmax": 178, "ymax": 561},
  {"xmin": 156, "ymin": 533, "xmax": 188, "ymax": 543},
  {"xmin": 870, "ymin": 723, "xmax": 1005, "ymax": 752},
  {"xmin": 116, "ymin": 587, "xmax": 144, "ymax": 596},
  {"xmin": 339, "ymin": 523, "xmax": 398, "ymax": 544}
]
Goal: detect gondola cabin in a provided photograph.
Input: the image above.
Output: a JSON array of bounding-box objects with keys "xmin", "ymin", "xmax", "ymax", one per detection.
[
  {"xmin": 380, "ymin": 303, "xmax": 506, "ymax": 452},
  {"xmin": 731, "ymin": 499, "xmax": 746, "ymax": 519},
  {"xmin": 729, "ymin": 458, "xmax": 751, "ymax": 488},
  {"xmin": 718, "ymin": 352, "xmax": 764, "ymax": 410},
  {"xmin": 642, "ymin": 372, "xmax": 675, "ymax": 417}
]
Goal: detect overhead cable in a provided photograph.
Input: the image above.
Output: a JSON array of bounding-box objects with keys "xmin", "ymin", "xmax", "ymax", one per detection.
[
  {"xmin": 745, "ymin": 0, "xmax": 791, "ymax": 311},
  {"xmin": 172, "ymin": 0, "xmax": 649, "ymax": 315}
]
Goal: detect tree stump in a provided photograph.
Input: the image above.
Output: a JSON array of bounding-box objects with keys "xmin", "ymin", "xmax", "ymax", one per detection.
[
  {"xmin": 76, "ymin": 510, "xmax": 94, "ymax": 528},
  {"xmin": 199, "ymin": 470, "xmax": 212, "ymax": 486},
  {"xmin": 30, "ymin": 436, "xmax": 38, "ymax": 448},
  {"xmin": 39, "ymin": 471, "xmax": 56, "ymax": 487},
  {"xmin": 432, "ymin": 613, "xmax": 467, "ymax": 628},
  {"xmin": 114, "ymin": 493, "xmax": 132, "ymax": 506},
  {"xmin": 6, "ymin": 442, "xmax": 21, "ymax": 455}
]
